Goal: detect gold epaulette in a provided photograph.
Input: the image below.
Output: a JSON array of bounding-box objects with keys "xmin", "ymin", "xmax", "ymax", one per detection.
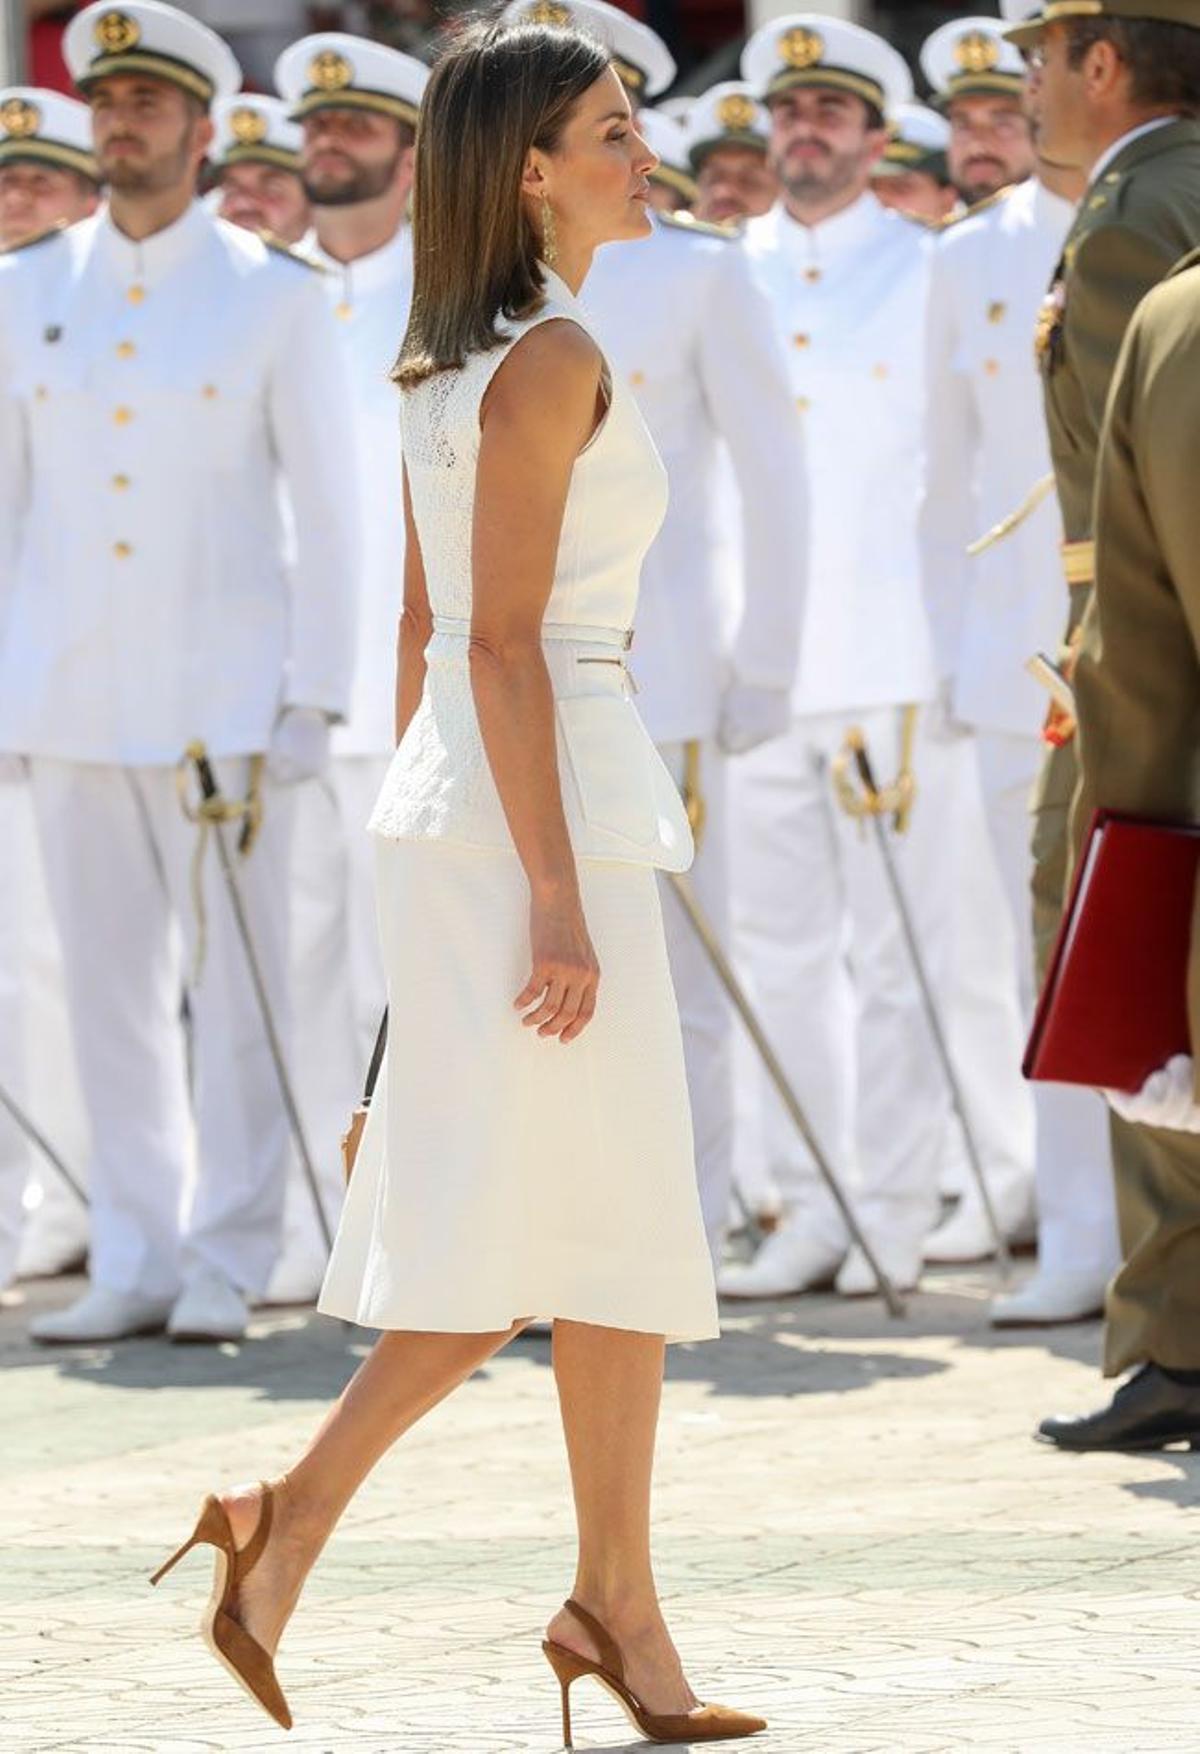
[
  {"xmin": 0, "ymin": 219, "xmax": 68, "ymax": 255},
  {"xmin": 259, "ymin": 230, "xmax": 327, "ymax": 271},
  {"xmin": 938, "ymin": 184, "xmax": 1017, "ymax": 231},
  {"xmin": 657, "ymin": 209, "xmax": 739, "ymax": 241}
]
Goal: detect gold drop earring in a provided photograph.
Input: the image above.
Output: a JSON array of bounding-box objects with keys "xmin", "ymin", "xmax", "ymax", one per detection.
[{"xmin": 540, "ymin": 192, "xmax": 558, "ymax": 267}]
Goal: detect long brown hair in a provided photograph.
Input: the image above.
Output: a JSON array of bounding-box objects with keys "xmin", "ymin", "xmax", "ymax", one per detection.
[{"xmin": 393, "ymin": 19, "xmax": 610, "ymax": 387}]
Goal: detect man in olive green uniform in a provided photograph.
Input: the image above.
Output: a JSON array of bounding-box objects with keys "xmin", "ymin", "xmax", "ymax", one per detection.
[
  {"xmin": 1004, "ymin": 0, "xmax": 1200, "ymax": 1447},
  {"xmin": 1037, "ymin": 250, "xmax": 1200, "ymax": 1448}
]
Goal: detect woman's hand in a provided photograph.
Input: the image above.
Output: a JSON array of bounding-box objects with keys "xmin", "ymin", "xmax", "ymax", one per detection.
[{"xmin": 516, "ymin": 890, "xmax": 600, "ymax": 1043}]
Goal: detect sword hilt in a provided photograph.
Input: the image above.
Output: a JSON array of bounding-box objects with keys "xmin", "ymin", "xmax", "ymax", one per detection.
[{"xmin": 185, "ymin": 739, "xmax": 220, "ymax": 804}]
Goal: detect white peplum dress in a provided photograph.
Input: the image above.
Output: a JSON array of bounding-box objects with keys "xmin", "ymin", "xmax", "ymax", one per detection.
[{"xmin": 318, "ymin": 267, "xmax": 720, "ymax": 1343}]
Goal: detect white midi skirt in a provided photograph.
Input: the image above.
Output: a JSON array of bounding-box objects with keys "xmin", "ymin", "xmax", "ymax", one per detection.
[{"xmin": 318, "ymin": 837, "xmax": 720, "ymax": 1343}]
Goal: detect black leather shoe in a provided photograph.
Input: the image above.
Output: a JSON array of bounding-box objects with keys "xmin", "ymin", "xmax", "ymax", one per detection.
[{"xmin": 1036, "ymin": 1364, "xmax": 1200, "ymax": 1451}]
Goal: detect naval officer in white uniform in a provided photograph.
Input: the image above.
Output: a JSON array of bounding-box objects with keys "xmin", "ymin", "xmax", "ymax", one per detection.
[
  {"xmin": 721, "ymin": 14, "xmax": 1018, "ymax": 1300},
  {"xmin": 919, "ymin": 9, "xmax": 1119, "ymax": 1322},
  {"xmin": 264, "ymin": 34, "xmax": 426, "ymax": 1304},
  {"xmin": 501, "ymin": 0, "xmax": 807, "ymax": 1256},
  {"xmin": 684, "ymin": 82, "xmax": 778, "ymax": 226},
  {"xmin": 210, "ymin": 92, "xmax": 309, "ymax": 245},
  {"xmin": 0, "ymin": 1, "xmax": 358, "ymax": 1345}
]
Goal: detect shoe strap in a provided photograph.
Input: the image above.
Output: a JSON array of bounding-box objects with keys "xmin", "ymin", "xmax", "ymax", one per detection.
[
  {"xmin": 562, "ymin": 1597, "xmax": 625, "ymax": 1684},
  {"xmin": 235, "ymin": 1482, "xmax": 275, "ymax": 1579}
]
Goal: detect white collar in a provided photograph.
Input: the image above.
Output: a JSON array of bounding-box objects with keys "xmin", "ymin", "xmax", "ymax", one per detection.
[
  {"xmin": 1032, "ymin": 176, "xmax": 1077, "ymax": 230},
  {"xmin": 306, "ymin": 222, "xmax": 412, "ymax": 302},
  {"xmin": 96, "ymin": 199, "xmax": 210, "ymax": 289},
  {"xmin": 1088, "ymin": 116, "xmax": 1176, "ymax": 189},
  {"xmin": 772, "ymin": 190, "xmax": 888, "ymax": 272}
]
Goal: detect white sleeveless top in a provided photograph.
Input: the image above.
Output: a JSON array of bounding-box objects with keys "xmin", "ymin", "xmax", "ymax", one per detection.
[{"xmin": 369, "ymin": 266, "xmax": 693, "ymax": 871}]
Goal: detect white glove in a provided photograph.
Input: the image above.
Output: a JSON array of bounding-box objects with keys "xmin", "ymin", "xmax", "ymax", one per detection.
[
  {"xmin": 1106, "ymin": 1055, "xmax": 1200, "ymax": 1133},
  {"xmin": 0, "ymin": 753, "xmax": 29, "ymax": 783},
  {"xmin": 266, "ymin": 706, "xmax": 331, "ymax": 786},
  {"xmin": 717, "ymin": 682, "xmax": 792, "ymax": 756}
]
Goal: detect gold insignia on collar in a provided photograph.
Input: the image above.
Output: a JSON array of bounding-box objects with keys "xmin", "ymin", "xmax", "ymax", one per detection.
[
  {"xmin": 93, "ymin": 10, "xmax": 141, "ymax": 53},
  {"xmin": 779, "ymin": 26, "xmax": 824, "ymax": 69},
  {"xmin": 524, "ymin": 0, "xmax": 572, "ymax": 23},
  {"xmin": 308, "ymin": 49, "xmax": 354, "ymax": 92},
  {"xmin": 954, "ymin": 30, "xmax": 1000, "ymax": 73},
  {"xmin": 0, "ymin": 97, "xmax": 41, "ymax": 138},
  {"xmin": 230, "ymin": 106, "xmax": 268, "ymax": 145},
  {"xmin": 716, "ymin": 93, "xmax": 758, "ymax": 131}
]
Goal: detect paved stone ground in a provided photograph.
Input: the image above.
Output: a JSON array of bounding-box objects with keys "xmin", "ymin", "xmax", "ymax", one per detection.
[{"xmin": 3, "ymin": 1265, "xmax": 1199, "ymax": 1754}]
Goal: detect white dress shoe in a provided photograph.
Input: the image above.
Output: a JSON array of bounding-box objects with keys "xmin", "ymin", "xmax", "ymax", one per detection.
[
  {"xmin": 923, "ymin": 1188, "xmax": 1037, "ymax": 1265},
  {"xmin": 836, "ymin": 1241, "xmax": 922, "ymax": 1298},
  {"xmin": 990, "ymin": 1267, "xmax": 1108, "ymax": 1328},
  {"xmin": 168, "ymin": 1267, "xmax": 249, "ymax": 1343},
  {"xmin": 17, "ymin": 1223, "xmax": 90, "ymax": 1280},
  {"xmin": 29, "ymin": 1285, "xmax": 173, "ymax": 1344},
  {"xmin": 717, "ymin": 1221, "xmax": 844, "ymax": 1299}
]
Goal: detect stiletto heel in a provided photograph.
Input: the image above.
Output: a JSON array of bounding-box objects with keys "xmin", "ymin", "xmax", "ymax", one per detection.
[
  {"xmin": 540, "ymin": 1598, "xmax": 767, "ymax": 1745},
  {"xmin": 150, "ymin": 1484, "xmax": 293, "ymax": 1730}
]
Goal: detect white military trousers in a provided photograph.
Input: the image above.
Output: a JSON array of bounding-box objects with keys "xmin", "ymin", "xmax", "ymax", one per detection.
[
  {"xmin": 656, "ymin": 739, "xmax": 733, "ymax": 1258},
  {"xmin": 284, "ymin": 755, "xmax": 390, "ymax": 1277},
  {"xmin": 922, "ymin": 719, "xmax": 1035, "ymax": 1213},
  {"xmin": 28, "ymin": 758, "xmax": 295, "ymax": 1301},
  {"xmin": 975, "ymin": 730, "xmax": 1119, "ymax": 1276},
  {"xmin": 0, "ymin": 780, "xmax": 89, "ymax": 1286},
  {"xmin": 731, "ymin": 707, "xmax": 954, "ymax": 1254}
]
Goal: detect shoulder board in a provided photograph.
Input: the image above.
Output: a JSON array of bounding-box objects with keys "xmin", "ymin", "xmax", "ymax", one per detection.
[
  {"xmin": 1167, "ymin": 244, "xmax": 1200, "ymax": 281},
  {"xmin": 657, "ymin": 209, "xmax": 739, "ymax": 241},
  {"xmin": 0, "ymin": 219, "xmax": 68, "ymax": 256},
  {"xmin": 259, "ymin": 230, "xmax": 327, "ymax": 271},
  {"xmin": 938, "ymin": 184, "xmax": 1016, "ymax": 231}
]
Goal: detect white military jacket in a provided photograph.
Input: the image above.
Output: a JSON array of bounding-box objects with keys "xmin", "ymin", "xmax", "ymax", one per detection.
[
  {"xmin": 743, "ymin": 195, "xmax": 937, "ymax": 718},
  {"xmin": 919, "ymin": 177, "xmax": 1076, "ymax": 738},
  {"xmin": 307, "ymin": 224, "xmax": 413, "ymax": 757},
  {"xmin": 583, "ymin": 213, "xmax": 806, "ymax": 746},
  {"xmin": 0, "ymin": 203, "xmax": 358, "ymax": 765}
]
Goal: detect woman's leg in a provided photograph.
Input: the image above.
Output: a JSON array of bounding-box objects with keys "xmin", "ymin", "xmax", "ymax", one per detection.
[
  {"xmin": 546, "ymin": 1319, "xmax": 699, "ymax": 1716},
  {"xmin": 222, "ymin": 1320, "xmax": 528, "ymax": 1652}
]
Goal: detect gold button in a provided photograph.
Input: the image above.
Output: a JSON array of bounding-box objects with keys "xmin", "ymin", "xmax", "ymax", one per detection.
[
  {"xmin": 1088, "ymin": 193, "xmax": 1107, "ymax": 210},
  {"xmin": 116, "ymin": 340, "xmax": 136, "ymax": 360},
  {"xmin": 629, "ymin": 370, "xmax": 645, "ymax": 387},
  {"xmin": 334, "ymin": 301, "xmax": 353, "ymax": 321},
  {"xmin": 201, "ymin": 384, "xmax": 218, "ymax": 399},
  {"xmin": 34, "ymin": 384, "xmax": 48, "ymax": 401},
  {"xmin": 112, "ymin": 473, "xmax": 131, "ymax": 491},
  {"xmin": 793, "ymin": 333, "xmax": 810, "ymax": 349},
  {"xmin": 127, "ymin": 283, "xmax": 146, "ymax": 304},
  {"xmin": 985, "ymin": 359, "xmax": 1001, "ymax": 376},
  {"xmin": 796, "ymin": 395, "xmax": 810, "ymax": 411},
  {"xmin": 872, "ymin": 363, "xmax": 889, "ymax": 380},
  {"xmin": 113, "ymin": 541, "xmax": 132, "ymax": 558},
  {"xmin": 1104, "ymin": 171, "xmax": 1121, "ymax": 184},
  {"xmin": 113, "ymin": 405, "xmax": 133, "ymax": 425},
  {"xmin": 987, "ymin": 300, "xmax": 1006, "ymax": 324},
  {"xmin": 804, "ymin": 267, "xmax": 821, "ymax": 284}
]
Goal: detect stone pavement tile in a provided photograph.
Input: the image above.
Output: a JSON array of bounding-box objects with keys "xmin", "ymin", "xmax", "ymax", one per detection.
[{"xmin": 5, "ymin": 1268, "xmax": 1200, "ymax": 1751}]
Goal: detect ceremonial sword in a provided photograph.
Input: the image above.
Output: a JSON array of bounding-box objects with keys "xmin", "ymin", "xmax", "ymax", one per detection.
[
  {"xmin": 832, "ymin": 725, "xmax": 1013, "ymax": 1279},
  {"xmin": 179, "ymin": 742, "xmax": 334, "ymax": 1255}
]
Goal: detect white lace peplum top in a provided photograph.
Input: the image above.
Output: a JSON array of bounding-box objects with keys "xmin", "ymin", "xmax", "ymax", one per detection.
[{"xmin": 368, "ymin": 266, "xmax": 693, "ymax": 872}]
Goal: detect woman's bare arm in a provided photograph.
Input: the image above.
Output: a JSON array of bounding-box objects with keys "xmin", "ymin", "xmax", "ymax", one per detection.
[
  {"xmin": 395, "ymin": 462, "xmax": 432, "ymax": 746},
  {"xmin": 470, "ymin": 319, "xmax": 605, "ymax": 1042}
]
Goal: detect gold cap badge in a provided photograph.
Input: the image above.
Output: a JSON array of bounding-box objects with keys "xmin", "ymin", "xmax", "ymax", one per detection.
[
  {"xmin": 716, "ymin": 92, "xmax": 758, "ymax": 131},
  {"xmin": 953, "ymin": 30, "xmax": 1000, "ymax": 73},
  {"xmin": 230, "ymin": 106, "xmax": 269, "ymax": 145},
  {"xmin": 0, "ymin": 97, "xmax": 41, "ymax": 138},
  {"xmin": 524, "ymin": 1, "xmax": 573, "ymax": 24},
  {"xmin": 779, "ymin": 26, "xmax": 824, "ymax": 70},
  {"xmin": 93, "ymin": 10, "xmax": 141, "ymax": 54},
  {"xmin": 308, "ymin": 49, "xmax": 354, "ymax": 92}
]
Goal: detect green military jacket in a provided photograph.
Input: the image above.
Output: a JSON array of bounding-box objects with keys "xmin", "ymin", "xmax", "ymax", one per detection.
[
  {"xmin": 1072, "ymin": 249, "xmax": 1200, "ymax": 1081},
  {"xmin": 1040, "ymin": 117, "xmax": 1200, "ymax": 627}
]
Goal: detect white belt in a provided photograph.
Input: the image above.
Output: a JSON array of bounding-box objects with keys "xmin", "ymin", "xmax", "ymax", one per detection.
[{"xmin": 432, "ymin": 614, "xmax": 633, "ymax": 651}]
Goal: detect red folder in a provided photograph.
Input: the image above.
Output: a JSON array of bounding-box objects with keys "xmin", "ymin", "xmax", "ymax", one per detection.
[{"xmin": 1024, "ymin": 810, "xmax": 1200, "ymax": 1093}]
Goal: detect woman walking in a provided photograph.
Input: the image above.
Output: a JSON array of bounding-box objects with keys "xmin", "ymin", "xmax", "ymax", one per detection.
[{"xmin": 151, "ymin": 20, "xmax": 765, "ymax": 1746}]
